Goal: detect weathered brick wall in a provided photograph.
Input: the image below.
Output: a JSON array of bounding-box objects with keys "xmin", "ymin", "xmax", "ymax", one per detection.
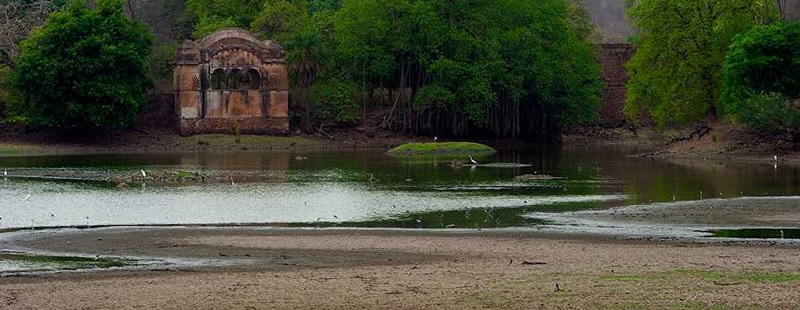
[
  {"xmin": 178, "ymin": 117, "xmax": 289, "ymax": 136},
  {"xmin": 598, "ymin": 43, "xmax": 634, "ymax": 125}
]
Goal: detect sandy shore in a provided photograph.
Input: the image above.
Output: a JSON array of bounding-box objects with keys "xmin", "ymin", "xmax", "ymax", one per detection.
[{"xmin": 1, "ymin": 227, "xmax": 800, "ymax": 309}]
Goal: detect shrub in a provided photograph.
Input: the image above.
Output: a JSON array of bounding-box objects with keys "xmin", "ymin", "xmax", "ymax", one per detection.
[
  {"xmin": 311, "ymin": 76, "xmax": 358, "ymax": 125},
  {"xmin": 13, "ymin": 0, "xmax": 153, "ymax": 129},
  {"xmin": 737, "ymin": 92, "xmax": 800, "ymax": 132},
  {"xmin": 722, "ymin": 22, "xmax": 800, "ymax": 132}
]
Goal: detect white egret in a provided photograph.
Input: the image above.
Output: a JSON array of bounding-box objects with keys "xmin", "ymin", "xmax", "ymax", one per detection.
[
  {"xmin": 468, "ymin": 155, "xmax": 479, "ymax": 165},
  {"xmin": 140, "ymin": 169, "xmax": 147, "ymax": 182},
  {"xmin": 3, "ymin": 169, "xmax": 7, "ymax": 176}
]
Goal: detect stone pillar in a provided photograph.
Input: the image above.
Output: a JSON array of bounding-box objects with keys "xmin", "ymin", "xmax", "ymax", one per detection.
[{"xmin": 174, "ymin": 40, "xmax": 202, "ymax": 135}]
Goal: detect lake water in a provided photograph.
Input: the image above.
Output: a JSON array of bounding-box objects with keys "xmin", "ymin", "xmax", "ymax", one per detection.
[{"xmin": 0, "ymin": 145, "xmax": 799, "ymax": 231}]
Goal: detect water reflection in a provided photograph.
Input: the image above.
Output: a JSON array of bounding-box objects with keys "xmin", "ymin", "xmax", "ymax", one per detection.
[{"xmin": 1, "ymin": 145, "xmax": 800, "ymax": 230}]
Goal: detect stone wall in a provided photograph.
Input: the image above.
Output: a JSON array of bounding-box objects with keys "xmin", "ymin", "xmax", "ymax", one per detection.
[
  {"xmin": 598, "ymin": 43, "xmax": 634, "ymax": 125},
  {"xmin": 174, "ymin": 28, "xmax": 290, "ymax": 136},
  {"xmin": 178, "ymin": 117, "xmax": 289, "ymax": 135}
]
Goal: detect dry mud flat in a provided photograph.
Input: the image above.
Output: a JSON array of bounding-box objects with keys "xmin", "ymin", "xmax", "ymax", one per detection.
[
  {"xmin": 2, "ymin": 228, "xmax": 800, "ymax": 309},
  {"xmin": 540, "ymin": 197, "xmax": 800, "ymax": 228}
]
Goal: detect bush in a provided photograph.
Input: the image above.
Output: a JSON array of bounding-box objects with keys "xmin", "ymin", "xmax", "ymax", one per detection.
[
  {"xmin": 311, "ymin": 76, "xmax": 358, "ymax": 125},
  {"xmin": 13, "ymin": 0, "xmax": 153, "ymax": 129},
  {"xmin": 722, "ymin": 22, "xmax": 800, "ymax": 132},
  {"xmin": 624, "ymin": 0, "xmax": 775, "ymax": 127},
  {"xmin": 0, "ymin": 65, "xmax": 26, "ymax": 123},
  {"xmin": 737, "ymin": 92, "xmax": 800, "ymax": 132}
]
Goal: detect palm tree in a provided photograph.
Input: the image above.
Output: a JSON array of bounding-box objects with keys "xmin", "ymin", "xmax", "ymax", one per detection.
[{"xmin": 286, "ymin": 28, "xmax": 328, "ymax": 90}]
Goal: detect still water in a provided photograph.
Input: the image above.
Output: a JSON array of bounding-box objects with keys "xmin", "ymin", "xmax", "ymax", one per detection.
[{"xmin": 0, "ymin": 145, "xmax": 798, "ymax": 230}]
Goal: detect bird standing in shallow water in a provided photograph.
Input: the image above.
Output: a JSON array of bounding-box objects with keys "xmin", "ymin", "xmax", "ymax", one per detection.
[
  {"xmin": 468, "ymin": 155, "xmax": 479, "ymax": 165},
  {"xmin": 140, "ymin": 169, "xmax": 147, "ymax": 182}
]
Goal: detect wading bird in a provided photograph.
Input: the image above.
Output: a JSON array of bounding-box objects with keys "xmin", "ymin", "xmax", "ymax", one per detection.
[
  {"xmin": 468, "ymin": 155, "xmax": 479, "ymax": 165},
  {"xmin": 141, "ymin": 169, "xmax": 147, "ymax": 181},
  {"xmin": 3, "ymin": 169, "xmax": 7, "ymax": 177}
]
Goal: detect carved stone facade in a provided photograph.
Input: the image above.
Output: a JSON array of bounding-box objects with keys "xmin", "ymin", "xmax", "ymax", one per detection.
[{"xmin": 174, "ymin": 28, "xmax": 289, "ymax": 135}]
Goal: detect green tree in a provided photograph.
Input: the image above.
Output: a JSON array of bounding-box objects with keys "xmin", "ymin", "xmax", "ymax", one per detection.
[
  {"xmin": 311, "ymin": 74, "xmax": 358, "ymax": 124},
  {"xmin": 332, "ymin": 0, "xmax": 599, "ymax": 138},
  {"xmin": 185, "ymin": 0, "xmax": 263, "ymax": 37},
  {"xmin": 624, "ymin": 0, "xmax": 778, "ymax": 127},
  {"xmin": 251, "ymin": 0, "xmax": 309, "ymax": 43},
  {"xmin": 722, "ymin": 22, "xmax": 800, "ymax": 133},
  {"xmin": 13, "ymin": 0, "xmax": 153, "ymax": 129}
]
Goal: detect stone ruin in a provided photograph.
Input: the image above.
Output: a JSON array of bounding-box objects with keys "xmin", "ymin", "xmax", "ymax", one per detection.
[{"xmin": 174, "ymin": 28, "xmax": 289, "ymax": 135}]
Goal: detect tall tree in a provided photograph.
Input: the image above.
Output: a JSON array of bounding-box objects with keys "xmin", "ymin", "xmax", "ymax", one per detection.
[
  {"xmin": 333, "ymin": 0, "xmax": 600, "ymax": 139},
  {"xmin": 13, "ymin": 0, "xmax": 153, "ymax": 129},
  {"xmin": 624, "ymin": 0, "xmax": 778, "ymax": 126}
]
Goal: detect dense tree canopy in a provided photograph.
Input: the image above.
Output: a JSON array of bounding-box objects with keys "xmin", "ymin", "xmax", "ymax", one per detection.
[
  {"xmin": 332, "ymin": 0, "xmax": 601, "ymax": 139},
  {"xmin": 13, "ymin": 0, "xmax": 153, "ymax": 128},
  {"xmin": 183, "ymin": 0, "xmax": 600, "ymax": 139},
  {"xmin": 624, "ymin": 0, "xmax": 779, "ymax": 127},
  {"xmin": 722, "ymin": 22, "xmax": 800, "ymax": 133}
]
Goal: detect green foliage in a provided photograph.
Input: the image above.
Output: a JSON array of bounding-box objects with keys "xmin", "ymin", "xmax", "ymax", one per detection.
[
  {"xmin": 413, "ymin": 85, "xmax": 454, "ymax": 110},
  {"xmin": 736, "ymin": 92, "xmax": 800, "ymax": 132},
  {"xmin": 186, "ymin": 0, "xmax": 309, "ymax": 41},
  {"xmin": 185, "ymin": 0, "xmax": 263, "ymax": 37},
  {"xmin": 332, "ymin": 0, "xmax": 601, "ymax": 138},
  {"xmin": 624, "ymin": 0, "xmax": 778, "ymax": 127},
  {"xmin": 251, "ymin": 0, "xmax": 309, "ymax": 42},
  {"xmin": 12, "ymin": 0, "xmax": 153, "ymax": 129},
  {"xmin": 286, "ymin": 27, "xmax": 328, "ymax": 88},
  {"xmin": 182, "ymin": 0, "xmax": 601, "ymax": 136},
  {"xmin": 722, "ymin": 22, "xmax": 800, "ymax": 131},
  {"xmin": 307, "ymin": 0, "xmax": 340, "ymax": 14},
  {"xmin": 149, "ymin": 42, "xmax": 178, "ymax": 80},
  {"xmin": 311, "ymin": 75, "xmax": 359, "ymax": 124},
  {"xmin": 387, "ymin": 142, "xmax": 497, "ymax": 156}
]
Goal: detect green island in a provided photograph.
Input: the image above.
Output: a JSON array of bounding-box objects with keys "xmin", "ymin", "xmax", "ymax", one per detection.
[{"xmin": 387, "ymin": 142, "xmax": 496, "ymax": 156}]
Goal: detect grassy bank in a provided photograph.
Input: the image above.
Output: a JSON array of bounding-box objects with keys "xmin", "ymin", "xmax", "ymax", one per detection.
[{"xmin": 387, "ymin": 142, "xmax": 496, "ymax": 156}]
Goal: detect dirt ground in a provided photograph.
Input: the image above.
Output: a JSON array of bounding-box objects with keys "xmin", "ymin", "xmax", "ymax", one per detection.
[
  {"xmin": 1, "ymin": 228, "xmax": 800, "ymax": 310},
  {"xmin": 636, "ymin": 121, "xmax": 800, "ymax": 163},
  {"xmin": 551, "ymin": 197, "xmax": 800, "ymax": 228},
  {"xmin": 0, "ymin": 122, "xmax": 429, "ymax": 156}
]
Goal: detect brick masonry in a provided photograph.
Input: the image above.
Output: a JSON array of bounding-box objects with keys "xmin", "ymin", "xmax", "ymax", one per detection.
[{"xmin": 598, "ymin": 43, "xmax": 634, "ymax": 124}]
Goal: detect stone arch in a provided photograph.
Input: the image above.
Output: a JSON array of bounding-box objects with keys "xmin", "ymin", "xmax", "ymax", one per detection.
[
  {"xmin": 247, "ymin": 69, "xmax": 261, "ymax": 90},
  {"xmin": 228, "ymin": 69, "xmax": 246, "ymax": 89},
  {"xmin": 210, "ymin": 69, "xmax": 227, "ymax": 90},
  {"xmin": 175, "ymin": 27, "xmax": 289, "ymax": 135}
]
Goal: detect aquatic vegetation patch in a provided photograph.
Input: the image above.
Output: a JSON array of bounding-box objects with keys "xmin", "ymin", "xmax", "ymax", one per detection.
[{"xmin": 387, "ymin": 142, "xmax": 496, "ymax": 156}]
